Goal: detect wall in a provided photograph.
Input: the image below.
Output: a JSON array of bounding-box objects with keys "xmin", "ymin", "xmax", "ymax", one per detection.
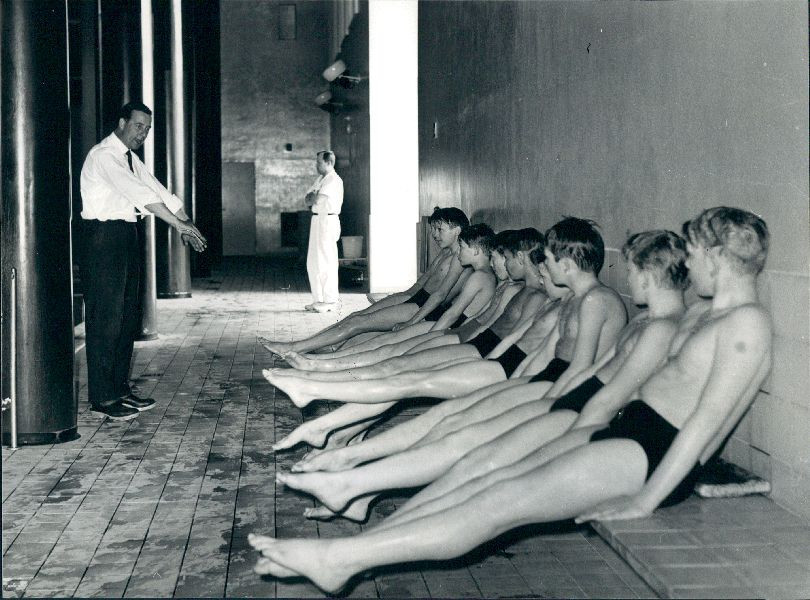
[
  {"xmin": 419, "ymin": 1, "xmax": 810, "ymax": 518},
  {"xmin": 221, "ymin": 0, "xmax": 330, "ymax": 253}
]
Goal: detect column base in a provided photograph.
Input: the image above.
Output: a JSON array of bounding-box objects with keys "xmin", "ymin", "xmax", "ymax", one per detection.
[
  {"xmin": 3, "ymin": 427, "xmax": 80, "ymax": 447},
  {"xmin": 156, "ymin": 292, "xmax": 192, "ymax": 299},
  {"xmin": 136, "ymin": 331, "xmax": 160, "ymax": 341}
]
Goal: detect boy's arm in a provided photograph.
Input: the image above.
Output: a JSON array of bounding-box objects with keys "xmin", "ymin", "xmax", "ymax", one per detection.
[
  {"xmin": 397, "ymin": 261, "xmax": 467, "ymax": 328},
  {"xmin": 545, "ymin": 292, "xmax": 608, "ymax": 397},
  {"xmin": 574, "ymin": 320, "xmax": 678, "ymax": 428},
  {"xmin": 578, "ymin": 307, "xmax": 772, "ymax": 521},
  {"xmin": 432, "ymin": 272, "xmax": 493, "ymax": 330}
]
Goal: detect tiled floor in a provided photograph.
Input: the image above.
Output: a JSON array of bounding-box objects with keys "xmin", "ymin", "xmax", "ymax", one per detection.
[
  {"xmin": 593, "ymin": 495, "xmax": 810, "ymax": 599},
  {"xmin": 4, "ymin": 256, "xmax": 656, "ymax": 598}
]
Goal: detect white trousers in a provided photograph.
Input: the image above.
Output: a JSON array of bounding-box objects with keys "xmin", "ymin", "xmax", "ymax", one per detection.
[{"xmin": 307, "ymin": 214, "xmax": 341, "ymax": 304}]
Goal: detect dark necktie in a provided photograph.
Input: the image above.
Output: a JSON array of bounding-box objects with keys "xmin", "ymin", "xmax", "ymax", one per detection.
[{"xmin": 126, "ymin": 150, "xmax": 134, "ymax": 173}]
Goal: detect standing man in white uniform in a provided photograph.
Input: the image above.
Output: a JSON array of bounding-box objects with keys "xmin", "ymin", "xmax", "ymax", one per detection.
[
  {"xmin": 305, "ymin": 150, "xmax": 344, "ymax": 313},
  {"xmin": 80, "ymin": 101, "xmax": 207, "ymax": 421}
]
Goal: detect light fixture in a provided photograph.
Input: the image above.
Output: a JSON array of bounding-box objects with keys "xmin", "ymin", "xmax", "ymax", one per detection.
[
  {"xmin": 322, "ymin": 59, "xmax": 366, "ymax": 85},
  {"xmin": 314, "ymin": 91, "xmax": 332, "ymax": 106}
]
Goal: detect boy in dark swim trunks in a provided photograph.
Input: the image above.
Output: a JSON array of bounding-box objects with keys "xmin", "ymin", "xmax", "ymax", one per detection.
[
  {"xmin": 258, "ymin": 207, "xmax": 470, "ymax": 355},
  {"xmin": 263, "ymin": 218, "xmax": 625, "ymax": 408},
  {"xmin": 289, "ymin": 229, "xmax": 690, "ymax": 476},
  {"xmin": 250, "ymin": 207, "xmax": 773, "ymax": 593}
]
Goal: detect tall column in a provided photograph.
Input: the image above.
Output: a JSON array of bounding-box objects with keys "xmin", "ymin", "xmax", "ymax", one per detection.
[
  {"xmin": 138, "ymin": 0, "xmax": 159, "ymax": 338},
  {"xmin": 1, "ymin": 0, "xmax": 78, "ymax": 444},
  {"xmin": 156, "ymin": 0, "xmax": 191, "ymax": 298},
  {"xmin": 368, "ymin": 0, "xmax": 419, "ymax": 292}
]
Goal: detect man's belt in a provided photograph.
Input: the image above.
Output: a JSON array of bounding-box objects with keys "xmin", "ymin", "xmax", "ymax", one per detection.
[{"xmin": 313, "ymin": 212, "xmax": 339, "ymax": 216}]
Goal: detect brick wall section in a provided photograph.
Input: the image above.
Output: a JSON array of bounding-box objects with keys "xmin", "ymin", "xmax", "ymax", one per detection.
[
  {"xmin": 221, "ymin": 0, "xmax": 331, "ymax": 253},
  {"xmin": 419, "ymin": 1, "xmax": 810, "ymax": 519}
]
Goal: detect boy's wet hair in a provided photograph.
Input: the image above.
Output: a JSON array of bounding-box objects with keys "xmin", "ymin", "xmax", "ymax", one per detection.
[
  {"xmin": 459, "ymin": 223, "xmax": 495, "ymax": 254},
  {"xmin": 545, "ymin": 217, "xmax": 605, "ymax": 275},
  {"xmin": 622, "ymin": 230, "xmax": 689, "ymax": 290},
  {"xmin": 682, "ymin": 207, "xmax": 769, "ymax": 275},
  {"xmin": 428, "ymin": 206, "xmax": 469, "ymax": 229},
  {"xmin": 491, "ymin": 230, "xmax": 516, "ymax": 254},
  {"xmin": 504, "ymin": 227, "xmax": 544, "ymax": 256}
]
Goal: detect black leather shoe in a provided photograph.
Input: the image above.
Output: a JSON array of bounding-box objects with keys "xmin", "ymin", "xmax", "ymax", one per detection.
[
  {"xmin": 120, "ymin": 393, "xmax": 156, "ymax": 411},
  {"xmin": 91, "ymin": 401, "xmax": 139, "ymax": 421}
]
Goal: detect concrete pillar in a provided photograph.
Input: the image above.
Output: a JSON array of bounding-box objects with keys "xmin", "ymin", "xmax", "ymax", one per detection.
[
  {"xmin": 156, "ymin": 0, "xmax": 192, "ymax": 298},
  {"xmin": 368, "ymin": 0, "xmax": 419, "ymax": 292},
  {"xmin": 1, "ymin": 0, "xmax": 78, "ymax": 444},
  {"xmin": 138, "ymin": 0, "xmax": 159, "ymax": 338}
]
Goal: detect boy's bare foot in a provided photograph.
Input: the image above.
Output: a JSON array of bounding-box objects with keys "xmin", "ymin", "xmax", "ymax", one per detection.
[
  {"xmin": 249, "ymin": 535, "xmax": 353, "ymax": 593},
  {"xmin": 276, "ymin": 471, "xmax": 353, "ymax": 513},
  {"xmin": 262, "ymin": 369, "xmax": 317, "ymax": 408},
  {"xmin": 273, "ymin": 421, "xmax": 330, "ymax": 452},
  {"xmin": 257, "ymin": 336, "xmax": 295, "ymax": 357}
]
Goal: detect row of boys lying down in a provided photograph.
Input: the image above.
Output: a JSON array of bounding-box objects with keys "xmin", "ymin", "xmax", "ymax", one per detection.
[{"xmin": 254, "ymin": 206, "xmax": 772, "ymax": 593}]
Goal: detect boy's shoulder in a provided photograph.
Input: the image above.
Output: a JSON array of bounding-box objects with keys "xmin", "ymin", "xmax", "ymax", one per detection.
[{"xmin": 581, "ymin": 283, "xmax": 625, "ymax": 310}]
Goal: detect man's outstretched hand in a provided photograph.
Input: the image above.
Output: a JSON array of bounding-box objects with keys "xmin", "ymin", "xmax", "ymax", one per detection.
[{"xmin": 178, "ymin": 222, "xmax": 207, "ymax": 252}]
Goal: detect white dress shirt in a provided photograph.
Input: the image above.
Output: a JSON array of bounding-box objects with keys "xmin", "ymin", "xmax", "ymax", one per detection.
[
  {"xmin": 80, "ymin": 132, "xmax": 184, "ymax": 222},
  {"xmin": 306, "ymin": 170, "xmax": 344, "ymax": 215}
]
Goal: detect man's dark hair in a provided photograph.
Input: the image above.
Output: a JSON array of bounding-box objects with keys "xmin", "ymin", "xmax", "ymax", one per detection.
[
  {"xmin": 623, "ymin": 230, "xmax": 689, "ymax": 290},
  {"xmin": 428, "ymin": 206, "xmax": 469, "ymax": 229},
  {"xmin": 504, "ymin": 227, "xmax": 544, "ymax": 256},
  {"xmin": 119, "ymin": 101, "xmax": 152, "ymax": 121},
  {"xmin": 317, "ymin": 150, "xmax": 336, "ymax": 166},
  {"xmin": 545, "ymin": 217, "xmax": 605, "ymax": 274},
  {"xmin": 459, "ymin": 223, "xmax": 495, "ymax": 254}
]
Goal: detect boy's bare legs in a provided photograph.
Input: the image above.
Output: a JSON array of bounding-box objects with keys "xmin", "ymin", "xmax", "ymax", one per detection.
[
  {"xmin": 285, "ymin": 330, "xmax": 449, "ymax": 372},
  {"xmin": 271, "ymin": 345, "xmax": 483, "ymax": 383},
  {"xmin": 303, "ymin": 404, "xmax": 579, "ymax": 524},
  {"xmin": 293, "ymin": 378, "xmax": 527, "ymax": 472},
  {"xmin": 249, "ymin": 438, "xmax": 646, "ymax": 593},
  {"xmin": 272, "ymin": 402, "xmax": 396, "ymax": 451},
  {"xmin": 264, "ymin": 360, "xmax": 508, "ymax": 408},
  {"xmin": 417, "ymin": 380, "xmax": 553, "ymax": 444},
  {"xmin": 276, "ymin": 402, "xmax": 578, "ymax": 514},
  {"xmin": 376, "ymin": 416, "xmax": 589, "ymax": 529},
  {"xmin": 260, "ymin": 303, "xmax": 420, "ymax": 355}
]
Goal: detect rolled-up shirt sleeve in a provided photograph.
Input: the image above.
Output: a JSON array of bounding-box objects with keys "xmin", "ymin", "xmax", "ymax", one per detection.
[{"xmin": 137, "ymin": 162, "xmax": 185, "ymax": 214}]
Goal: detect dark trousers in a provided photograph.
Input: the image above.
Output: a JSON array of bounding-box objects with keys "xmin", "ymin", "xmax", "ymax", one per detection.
[{"xmin": 81, "ymin": 220, "xmax": 141, "ymax": 408}]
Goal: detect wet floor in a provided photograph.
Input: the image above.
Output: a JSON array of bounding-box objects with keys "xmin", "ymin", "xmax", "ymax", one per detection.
[{"xmin": 2, "ymin": 257, "xmax": 656, "ymax": 598}]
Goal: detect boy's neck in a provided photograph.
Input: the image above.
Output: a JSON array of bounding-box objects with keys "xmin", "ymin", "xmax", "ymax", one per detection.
[
  {"xmin": 567, "ymin": 271, "xmax": 600, "ymax": 296},
  {"xmin": 523, "ymin": 267, "xmax": 544, "ymax": 290},
  {"xmin": 710, "ymin": 274, "xmax": 759, "ymax": 311},
  {"xmin": 472, "ymin": 259, "xmax": 494, "ymax": 273},
  {"xmin": 647, "ymin": 288, "xmax": 686, "ymax": 319}
]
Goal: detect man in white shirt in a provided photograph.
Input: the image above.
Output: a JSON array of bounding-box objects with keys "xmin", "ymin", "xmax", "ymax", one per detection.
[
  {"xmin": 80, "ymin": 101, "xmax": 206, "ymax": 421},
  {"xmin": 304, "ymin": 150, "xmax": 344, "ymax": 313}
]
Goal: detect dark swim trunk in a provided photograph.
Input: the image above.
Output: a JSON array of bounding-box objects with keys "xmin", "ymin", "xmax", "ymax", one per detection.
[
  {"xmin": 467, "ymin": 328, "xmax": 502, "ymax": 357},
  {"xmin": 549, "ymin": 376, "xmax": 604, "ymax": 413},
  {"xmin": 529, "ymin": 357, "xmax": 570, "ymax": 383},
  {"xmin": 408, "ymin": 288, "xmax": 430, "ymax": 308},
  {"xmin": 493, "ymin": 345, "xmax": 527, "ymax": 377},
  {"xmin": 590, "ymin": 400, "xmax": 703, "ymax": 507},
  {"xmin": 425, "ymin": 302, "xmax": 450, "ymax": 322},
  {"xmin": 448, "ymin": 314, "xmax": 467, "ymax": 329}
]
